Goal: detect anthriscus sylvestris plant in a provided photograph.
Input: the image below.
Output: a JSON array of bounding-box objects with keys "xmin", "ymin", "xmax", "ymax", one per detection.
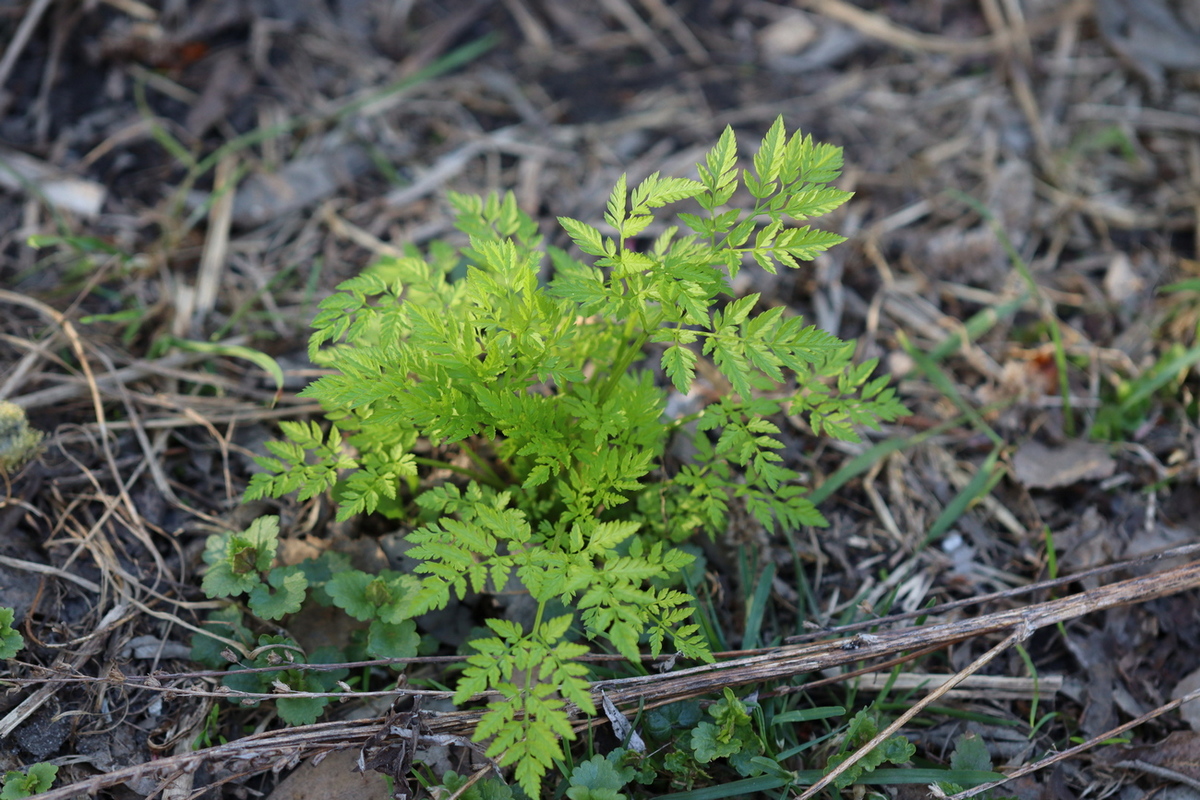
[{"xmin": 196, "ymin": 116, "xmax": 906, "ymax": 795}]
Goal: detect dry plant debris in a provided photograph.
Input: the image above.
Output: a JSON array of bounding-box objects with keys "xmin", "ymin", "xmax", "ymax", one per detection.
[{"xmin": 2, "ymin": 0, "xmax": 1200, "ymax": 798}]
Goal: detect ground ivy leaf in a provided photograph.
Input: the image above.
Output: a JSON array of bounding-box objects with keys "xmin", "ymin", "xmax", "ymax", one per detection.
[
  {"xmin": 367, "ymin": 618, "xmax": 419, "ymax": 660},
  {"xmin": 690, "ymin": 721, "xmax": 741, "ymax": 763},
  {"xmin": 567, "ymin": 754, "xmax": 630, "ymax": 800},
  {"xmin": 950, "ymin": 732, "xmax": 993, "ymax": 773},
  {"xmin": 276, "ymin": 694, "xmax": 327, "ymax": 726},
  {"xmin": 1, "ymin": 762, "xmax": 57, "ymax": 799},
  {"xmin": 248, "ymin": 566, "xmax": 308, "ymax": 621},
  {"xmin": 326, "ymin": 570, "xmax": 375, "ymax": 620},
  {"xmin": 0, "ymin": 608, "xmax": 23, "ymax": 660}
]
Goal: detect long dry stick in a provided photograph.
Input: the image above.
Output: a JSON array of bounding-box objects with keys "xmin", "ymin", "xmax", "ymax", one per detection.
[{"xmin": 22, "ymin": 558, "xmax": 1200, "ymax": 800}]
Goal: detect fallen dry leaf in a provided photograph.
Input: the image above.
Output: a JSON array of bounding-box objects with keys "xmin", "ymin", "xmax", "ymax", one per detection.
[
  {"xmin": 1098, "ymin": 730, "xmax": 1200, "ymax": 782},
  {"xmin": 1011, "ymin": 439, "xmax": 1117, "ymax": 489},
  {"xmin": 1173, "ymin": 667, "xmax": 1200, "ymax": 733},
  {"xmin": 266, "ymin": 749, "xmax": 390, "ymax": 800}
]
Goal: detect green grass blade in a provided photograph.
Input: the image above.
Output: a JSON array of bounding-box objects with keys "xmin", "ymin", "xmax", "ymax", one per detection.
[
  {"xmin": 777, "ymin": 728, "xmax": 840, "ymax": 760},
  {"xmin": 926, "ymin": 293, "xmax": 1028, "ymax": 362},
  {"xmin": 1118, "ymin": 341, "xmax": 1200, "ymax": 413},
  {"xmin": 921, "ymin": 446, "xmax": 1003, "ymax": 548},
  {"xmin": 900, "ymin": 330, "xmax": 1003, "ymax": 447},
  {"xmin": 1014, "ymin": 641, "xmax": 1041, "ymax": 729},
  {"xmin": 808, "ymin": 412, "xmax": 966, "ymax": 505},
  {"xmin": 133, "ymin": 78, "xmax": 196, "ymax": 169},
  {"xmin": 856, "ymin": 768, "xmax": 1007, "ymax": 786},
  {"xmin": 947, "ymin": 188, "xmax": 1074, "ymax": 435},
  {"xmin": 873, "ymin": 703, "xmax": 1022, "ymax": 726},
  {"xmin": 1159, "ymin": 279, "xmax": 1200, "ymax": 293},
  {"xmin": 742, "ymin": 560, "xmax": 776, "ymax": 650},
  {"xmin": 165, "ymin": 337, "xmax": 285, "ymax": 394},
  {"xmin": 657, "ymin": 774, "xmax": 792, "ymax": 800},
  {"xmin": 772, "ymin": 706, "xmax": 845, "ymax": 725}
]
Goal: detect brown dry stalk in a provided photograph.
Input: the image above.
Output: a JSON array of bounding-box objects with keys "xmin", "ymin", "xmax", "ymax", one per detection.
[
  {"xmin": 796, "ymin": 0, "xmax": 1092, "ymax": 57},
  {"xmin": 24, "ymin": 558, "xmax": 1200, "ymax": 800}
]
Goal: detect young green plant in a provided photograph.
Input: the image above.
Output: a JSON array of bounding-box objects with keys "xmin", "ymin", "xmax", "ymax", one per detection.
[{"xmin": 201, "ymin": 116, "xmax": 906, "ymax": 796}]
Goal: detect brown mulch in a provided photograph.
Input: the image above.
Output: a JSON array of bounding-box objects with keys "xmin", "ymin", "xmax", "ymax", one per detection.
[{"xmin": 2, "ymin": 1, "xmax": 1200, "ymax": 798}]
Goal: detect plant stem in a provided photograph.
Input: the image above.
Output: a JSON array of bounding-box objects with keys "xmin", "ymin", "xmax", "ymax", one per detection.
[
  {"xmin": 599, "ymin": 331, "xmax": 650, "ymax": 405},
  {"xmin": 410, "ymin": 456, "xmax": 494, "ymax": 486},
  {"xmin": 457, "ymin": 441, "xmax": 507, "ymax": 488},
  {"xmin": 526, "ymin": 600, "xmax": 548, "ymax": 696}
]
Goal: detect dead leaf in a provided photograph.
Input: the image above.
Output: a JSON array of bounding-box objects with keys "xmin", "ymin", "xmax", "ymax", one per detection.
[
  {"xmin": 1096, "ymin": 0, "xmax": 1200, "ymax": 96},
  {"xmin": 1173, "ymin": 667, "xmax": 1200, "ymax": 733},
  {"xmin": 0, "ymin": 146, "xmax": 106, "ymax": 217},
  {"xmin": 222, "ymin": 144, "xmax": 371, "ymax": 227},
  {"xmin": 1103, "ymin": 252, "xmax": 1145, "ymax": 305},
  {"xmin": 266, "ymin": 749, "xmax": 390, "ymax": 800},
  {"xmin": 1063, "ymin": 628, "xmax": 1118, "ymax": 738},
  {"xmin": 601, "ymin": 690, "xmax": 645, "ymax": 753},
  {"xmin": 758, "ymin": 12, "xmax": 819, "ymax": 58},
  {"xmin": 1011, "ymin": 439, "xmax": 1117, "ymax": 489},
  {"xmin": 185, "ymin": 50, "xmax": 254, "ymax": 136},
  {"xmin": 1098, "ymin": 731, "xmax": 1200, "ymax": 782},
  {"xmin": 757, "ymin": 12, "xmax": 864, "ymax": 74}
]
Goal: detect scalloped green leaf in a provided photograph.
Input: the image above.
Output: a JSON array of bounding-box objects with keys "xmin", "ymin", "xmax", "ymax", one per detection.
[{"xmin": 0, "ymin": 608, "xmax": 23, "ymax": 660}]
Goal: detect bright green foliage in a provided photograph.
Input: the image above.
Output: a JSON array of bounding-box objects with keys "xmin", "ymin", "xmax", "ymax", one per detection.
[
  {"xmin": 455, "ymin": 615, "xmax": 595, "ymax": 797},
  {"xmin": 634, "ymin": 694, "xmax": 786, "ymax": 790},
  {"xmin": 661, "ymin": 750, "xmax": 706, "ymax": 789},
  {"xmin": 1091, "ymin": 338, "xmax": 1200, "ymax": 441},
  {"xmin": 328, "ymin": 569, "xmax": 419, "ymax": 623},
  {"xmin": 606, "ymin": 748, "xmax": 657, "ymax": 787},
  {"xmin": 365, "ymin": 618, "xmax": 420, "ymax": 660},
  {"xmin": 405, "ymin": 483, "xmax": 708, "ymax": 663},
  {"xmin": 192, "ymin": 704, "xmax": 228, "ymax": 750},
  {"xmin": 639, "ymin": 701, "xmax": 711, "ymax": 788},
  {"xmin": 0, "ymin": 763, "xmax": 57, "ymax": 800},
  {"xmin": 248, "ymin": 565, "xmax": 307, "ymax": 621},
  {"xmin": 823, "ymin": 709, "xmax": 917, "ymax": 788},
  {"xmin": 243, "ymin": 421, "xmax": 359, "ymax": 505},
  {"xmin": 324, "ymin": 568, "xmax": 421, "ymax": 657},
  {"xmin": 792, "ymin": 348, "xmax": 907, "ymax": 443},
  {"xmin": 0, "ymin": 608, "xmax": 23, "ymax": 660},
  {"xmin": 226, "ymin": 117, "xmax": 905, "ymax": 796},
  {"xmin": 203, "ymin": 517, "xmax": 280, "ymax": 594}
]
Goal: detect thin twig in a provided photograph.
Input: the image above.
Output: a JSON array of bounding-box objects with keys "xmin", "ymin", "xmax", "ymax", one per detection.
[
  {"xmin": 0, "ymin": 0, "xmax": 54, "ymax": 90},
  {"xmin": 947, "ymin": 685, "xmax": 1200, "ymax": 799},
  {"xmin": 798, "ymin": 626, "xmax": 1028, "ymax": 798}
]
